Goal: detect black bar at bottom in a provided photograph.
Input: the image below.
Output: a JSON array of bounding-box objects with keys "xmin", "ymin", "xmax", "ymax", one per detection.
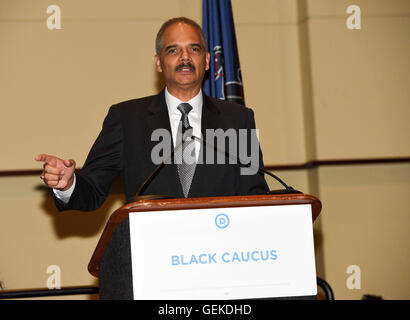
[
  {"xmin": 1, "ymin": 278, "xmax": 333, "ymax": 300},
  {"xmin": 0, "ymin": 286, "xmax": 99, "ymax": 299}
]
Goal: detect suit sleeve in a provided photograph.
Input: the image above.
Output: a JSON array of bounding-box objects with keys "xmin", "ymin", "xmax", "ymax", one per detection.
[
  {"xmin": 54, "ymin": 106, "xmax": 124, "ymax": 211},
  {"xmin": 236, "ymin": 108, "xmax": 270, "ymax": 195}
]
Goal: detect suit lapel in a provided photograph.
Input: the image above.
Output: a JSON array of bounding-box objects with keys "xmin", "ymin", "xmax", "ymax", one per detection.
[
  {"xmin": 146, "ymin": 91, "xmax": 224, "ymax": 198},
  {"xmin": 147, "ymin": 89, "xmax": 184, "ymax": 198},
  {"xmin": 147, "ymin": 89, "xmax": 172, "ymax": 142},
  {"xmin": 189, "ymin": 94, "xmax": 224, "ymax": 197}
]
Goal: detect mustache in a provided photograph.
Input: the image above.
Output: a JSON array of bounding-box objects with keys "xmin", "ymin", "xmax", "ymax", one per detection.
[{"xmin": 175, "ymin": 62, "xmax": 195, "ymax": 72}]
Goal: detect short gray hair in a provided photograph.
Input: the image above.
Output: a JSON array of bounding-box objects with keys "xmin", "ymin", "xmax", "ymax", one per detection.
[{"xmin": 155, "ymin": 17, "xmax": 207, "ymax": 54}]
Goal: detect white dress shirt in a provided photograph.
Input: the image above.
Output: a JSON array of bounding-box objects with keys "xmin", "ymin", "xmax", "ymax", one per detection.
[
  {"xmin": 164, "ymin": 87, "xmax": 202, "ymax": 161},
  {"xmin": 53, "ymin": 88, "xmax": 203, "ymax": 204}
]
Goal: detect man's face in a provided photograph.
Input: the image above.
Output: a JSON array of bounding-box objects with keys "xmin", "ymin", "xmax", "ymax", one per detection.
[{"xmin": 155, "ymin": 22, "xmax": 210, "ymax": 94}]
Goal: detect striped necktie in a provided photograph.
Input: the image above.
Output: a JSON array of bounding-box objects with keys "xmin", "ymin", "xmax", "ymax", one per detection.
[{"xmin": 176, "ymin": 103, "xmax": 196, "ymax": 197}]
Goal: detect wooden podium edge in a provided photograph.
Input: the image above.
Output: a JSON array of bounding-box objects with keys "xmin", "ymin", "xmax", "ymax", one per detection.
[{"xmin": 88, "ymin": 193, "xmax": 321, "ymax": 277}]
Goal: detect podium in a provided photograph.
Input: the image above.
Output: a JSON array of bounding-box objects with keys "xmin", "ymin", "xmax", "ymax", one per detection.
[{"xmin": 88, "ymin": 193, "xmax": 321, "ymax": 300}]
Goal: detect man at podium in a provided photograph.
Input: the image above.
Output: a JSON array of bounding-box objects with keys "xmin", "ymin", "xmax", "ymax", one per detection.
[{"xmin": 35, "ymin": 17, "xmax": 269, "ymax": 211}]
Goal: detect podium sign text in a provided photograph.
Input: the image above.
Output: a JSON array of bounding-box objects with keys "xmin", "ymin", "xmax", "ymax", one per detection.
[{"xmin": 129, "ymin": 204, "xmax": 317, "ymax": 299}]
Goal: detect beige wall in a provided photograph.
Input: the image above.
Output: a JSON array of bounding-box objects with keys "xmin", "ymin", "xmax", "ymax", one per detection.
[
  {"xmin": 304, "ymin": 0, "xmax": 410, "ymax": 299},
  {"xmin": 0, "ymin": 0, "xmax": 409, "ymax": 299},
  {"xmin": 317, "ymin": 163, "xmax": 410, "ymax": 299}
]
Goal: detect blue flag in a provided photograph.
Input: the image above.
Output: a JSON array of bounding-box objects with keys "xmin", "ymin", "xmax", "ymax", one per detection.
[{"xmin": 202, "ymin": 0, "xmax": 245, "ymax": 105}]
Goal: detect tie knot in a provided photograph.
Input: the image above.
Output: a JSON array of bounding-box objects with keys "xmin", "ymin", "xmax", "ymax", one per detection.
[{"xmin": 178, "ymin": 103, "xmax": 193, "ymax": 116}]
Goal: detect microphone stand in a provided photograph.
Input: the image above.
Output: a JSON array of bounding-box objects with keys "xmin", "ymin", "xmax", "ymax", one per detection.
[
  {"xmin": 127, "ymin": 128, "xmax": 190, "ymax": 203},
  {"xmin": 128, "ymin": 130, "xmax": 301, "ymax": 204},
  {"xmin": 192, "ymin": 135, "xmax": 301, "ymax": 195}
]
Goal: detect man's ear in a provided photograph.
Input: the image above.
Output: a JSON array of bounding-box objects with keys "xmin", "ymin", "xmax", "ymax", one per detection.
[
  {"xmin": 154, "ymin": 54, "xmax": 162, "ymax": 72},
  {"xmin": 205, "ymin": 51, "xmax": 210, "ymax": 71}
]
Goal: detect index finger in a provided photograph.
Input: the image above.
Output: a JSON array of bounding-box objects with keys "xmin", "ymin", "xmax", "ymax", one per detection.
[{"xmin": 35, "ymin": 154, "xmax": 55, "ymax": 164}]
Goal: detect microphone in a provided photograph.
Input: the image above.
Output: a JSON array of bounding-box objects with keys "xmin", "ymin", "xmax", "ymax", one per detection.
[
  {"xmin": 191, "ymin": 135, "xmax": 301, "ymax": 195},
  {"xmin": 127, "ymin": 128, "xmax": 193, "ymax": 203},
  {"xmin": 129, "ymin": 129, "xmax": 301, "ymax": 203}
]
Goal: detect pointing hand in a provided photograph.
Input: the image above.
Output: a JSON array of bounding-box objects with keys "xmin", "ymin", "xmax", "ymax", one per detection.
[{"xmin": 35, "ymin": 154, "xmax": 76, "ymax": 191}]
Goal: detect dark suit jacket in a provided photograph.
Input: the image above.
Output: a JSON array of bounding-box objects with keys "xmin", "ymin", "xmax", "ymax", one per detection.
[{"xmin": 55, "ymin": 89, "xmax": 269, "ymax": 211}]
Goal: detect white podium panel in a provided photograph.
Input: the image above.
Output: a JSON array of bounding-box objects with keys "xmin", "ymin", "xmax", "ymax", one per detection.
[{"xmin": 129, "ymin": 204, "xmax": 317, "ymax": 300}]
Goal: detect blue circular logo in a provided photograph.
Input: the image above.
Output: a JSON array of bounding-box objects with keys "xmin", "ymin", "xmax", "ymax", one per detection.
[{"xmin": 215, "ymin": 213, "xmax": 230, "ymax": 229}]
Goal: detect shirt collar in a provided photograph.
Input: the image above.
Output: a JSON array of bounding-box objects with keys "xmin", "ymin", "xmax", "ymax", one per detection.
[{"xmin": 164, "ymin": 87, "xmax": 203, "ymax": 117}]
